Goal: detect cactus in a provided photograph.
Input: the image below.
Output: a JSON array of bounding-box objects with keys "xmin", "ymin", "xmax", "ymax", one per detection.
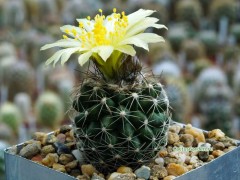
[
  {"xmin": 230, "ymin": 24, "xmax": 240, "ymax": 44},
  {"xmin": 0, "ymin": 102, "xmax": 22, "ymax": 135},
  {"xmin": 35, "ymin": 91, "xmax": 64, "ymax": 129},
  {"xmin": 168, "ymin": 25, "xmax": 188, "ymax": 53},
  {"xmin": 41, "ymin": 9, "xmax": 170, "ymax": 172},
  {"xmin": 0, "ymin": 42, "xmax": 16, "ymax": 59},
  {"xmin": 175, "ymin": 0, "xmax": 202, "ymax": 28},
  {"xmin": 0, "ymin": 56, "xmax": 17, "ymax": 86},
  {"xmin": 194, "ymin": 67, "xmax": 228, "ymax": 104},
  {"xmin": 197, "ymin": 30, "xmax": 218, "ymax": 57},
  {"xmin": 182, "ymin": 39, "xmax": 205, "ymax": 61},
  {"xmin": 2, "ymin": 0, "xmax": 25, "ymax": 28},
  {"xmin": 200, "ymin": 85, "xmax": 233, "ymax": 135},
  {"xmin": 162, "ymin": 77, "xmax": 190, "ymax": 123},
  {"xmin": 192, "ymin": 58, "xmax": 211, "ymax": 77},
  {"xmin": 210, "ymin": 0, "xmax": 237, "ymax": 25},
  {"xmin": 8, "ymin": 61, "xmax": 35, "ymax": 101}
]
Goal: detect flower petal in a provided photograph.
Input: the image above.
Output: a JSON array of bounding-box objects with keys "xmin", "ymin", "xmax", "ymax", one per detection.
[
  {"xmin": 127, "ymin": 9, "xmax": 155, "ymax": 30},
  {"xmin": 125, "ymin": 17, "xmax": 167, "ymax": 37},
  {"xmin": 119, "ymin": 37, "xmax": 149, "ymax": 51},
  {"xmin": 78, "ymin": 51, "xmax": 92, "ymax": 66},
  {"xmin": 115, "ymin": 45, "xmax": 136, "ymax": 56},
  {"xmin": 41, "ymin": 39, "xmax": 82, "ymax": 50},
  {"xmin": 76, "ymin": 19, "xmax": 94, "ymax": 32},
  {"xmin": 60, "ymin": 47, "xmax": 80, "ymax": 65},
  {"xmin": 98, "ymin": 46, "xmax": 114, "ymax": 61},
  {"xmin": 45, "ymin": 49, "xmax": 66, "ymax": 66},
  {"xmin": 133, "ymin": 33, "xmax": 165, "ymax": 43},
  {"xmin": 60, "ymin": 25, "xmax": 83, "ymax": 37}
]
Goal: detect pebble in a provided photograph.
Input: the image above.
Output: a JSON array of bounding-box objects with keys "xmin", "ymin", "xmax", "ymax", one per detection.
[
  {"xmin": 41, "ymin": 153, "xmax": 59, "ymax": 167},
  {"xmin": 154, "ymin": 157, "xmax": 164, "ymax": 166},
  {"xmin": 134, "ymin": 166, "xmax": 151, "ymax": 180},
  {"xmin": 108, "ymin": 172, "xmax": 122, "ymax": 180},
  {"xmin": 52, "ymin": 163, "xmax": 66, "ymax": 173},
  {"xmin": 180, "ymin": 134, "xmax": 194, "ymax": 147},
  {"xmin": 168, "ymin": 132, "xmax": 180, "ymax": 145},
  {"xmin": 60, "ymin": 125, "xmax": 72, "ymax": 134},
  {"xmin": 57, "ymin": 134, "xmax": 66, "ymax": 143},
  {"xmin": 77, "ymin": 175, "xmax": 90, "ymax": 180},
  {"xmin": 189, "ymin": 156, "xmax": 199, "ymax": 165},
  {"xmin": 169, "ymin": 125, "xmax": 181, "ymax": 134},
  {"xmin": 91, "ymin": 173, "xmax": 105, "ymax": 180},
  {"xmin": 65, "ymin": 160, "xmax": 78, "ymax": 172},
  {"xmin": 212, "ymin": 150, "xmax": 224, "ymax": 157},
  {"xmin": 213, "ymin": 142, "xmax": 225, "ymax": 150},
  {"xmin": 207, "ymin": 155, "xmax": 215, "ymax": 162},
  {"xmin": 166, "ymin": 163, "xmax": 188, "ymax": 176},
  {"xmin": 164, "ymin": 157, "xmax": 177, "ymax": 165},
  {"xmin": 59, "ymin": 154, "xmax": 74, "ymax": 165},
  {"xmin": 54, "ymin": 142, "xmax": 71, "ymax": 155},
  {"xmin": 112, "ymin": 173, "xmax": 136, "ymax": 180},
  {"xmin": 32, "ymin": 132, "xmax": 47, "ymax": 145},
  {"xmin": 163, "ymin": 175, "xmax": 176, "ymax": 180},
  {"xmin": 208, "ymin": 129, "xmax": 225, "ymax": 140},
  {"xmin": 159, "ymin": 149, "xmax": 168, "ymax": 157},
  {"xmin": 198, "ymin": 151, "xmax": 209, "ymax": 162},
  {"xmin": 19, "ymin": 143, "xmax": 41, "ymax": 159},
  {"xmin": 117, "ymin": 166, "xmax": 133, "ymax": 173},
  {"xmin": 185, "ymin": 124, "xmax": 205, "ymax": 143},
  {"xmin": 45, "ymin": 134, "xmax": 58, "ymax": 145},
  {"xmin": 31, "ymin": 154, "xmax": 43, "ymax": 164},
  {"xmin": 206, "ymin": 139, "xmax": 218, "ymax": 146},
  {"xmin": 41, "ymin": 145, "xmax": 55, "ymax": 156},
  {"xmin": 70, "ymin": 169, "xmax": 81, "ymax": 177},
  {"xmin": 81, "ymin": 164, "xmax": 98, "ymax": 177},
  {"xmin": 151, "ymin": 165, "xmax": 168, "ymax": 179},
  {"xmin": 72, "ymin": 149, "xmax": 84, "ymax": 163}
]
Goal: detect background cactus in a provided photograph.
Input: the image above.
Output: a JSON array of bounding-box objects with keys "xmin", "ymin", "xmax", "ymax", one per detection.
[
  {"xmin": 230, "ymin": 24, "xmax": 240, "ymax": 44},
  {"xmin": 8, "ymin": 61, "xmax": 35, "ymax": 101},
  {"xmin": 175, "ymin": 0, "xmax": 202, "ymax": 28},
  {"xmin": 35, "ymin": 91, "xmax": 64, "ymax": 130},
  {"xmin": 197, "ymin": 30, "xmax": 218, "ymax": 57},
  {"xmin": 200, "ymin": 85, "xmax": 233, "ymax": 135},
  {"xmin": 72, "ymin": 76, "xmax": 170, "ymax": 171},
  {"xmin": 0, "ymin": 102, "xmax": 22, "ymax": 135},
  {"xmin": 210, "ymin": 0, "xmax": 237, "ymax": 25}
]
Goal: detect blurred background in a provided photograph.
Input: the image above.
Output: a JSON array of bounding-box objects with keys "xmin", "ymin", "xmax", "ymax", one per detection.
[{"xmin": 0, "ymin": 0, "xmax": 240, "ymax": 176}]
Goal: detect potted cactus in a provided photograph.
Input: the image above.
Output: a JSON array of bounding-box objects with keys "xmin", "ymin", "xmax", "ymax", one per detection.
[{"xmin": 41, "ymin": 8, "xmax": 170, "ymax": 172}]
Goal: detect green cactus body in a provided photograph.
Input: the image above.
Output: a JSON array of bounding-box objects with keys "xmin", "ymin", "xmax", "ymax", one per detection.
[
  {"xmin": 72, "ymin": 78, "xmax": 170, "ymax": 171},
  {"xmin": 175, "ymin": 0, "xmax": 202, "ymax": 28},
  {"xmin": 8, "ymin": 61, "xmax": 35, "ymax": 101},
  {"xmin": 198, "ymin": 31, "xmax": 218, "ymax": 57},
  {"xmin": 210, "ymin": 0, "xmax": 237, "ymax": 24},
  {"xmin": 0, "ymin": 56, "xmax": 17, "ymax": 85},
  {"xmin": 0, "ymin": 103, "xmax": 22, "ymax": 135},
  {"xmin": 230, "ymin": 24, "xmax": 240, "ymax": 43},
  {"xmin": 35, "ymin": 91, "xmax": 64, "ymax": 129},
  {"xmin": 200, "ymin": 86, "xmax": 233, "ymax": 135}
]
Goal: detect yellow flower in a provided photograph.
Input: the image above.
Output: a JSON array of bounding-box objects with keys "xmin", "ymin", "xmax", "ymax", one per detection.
[{"xmin": 41, "ymin": 9, "xmax": 167, "ymax": 66}]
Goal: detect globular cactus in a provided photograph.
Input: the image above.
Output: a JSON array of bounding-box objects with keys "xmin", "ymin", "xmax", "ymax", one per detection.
[
  {"xmin": 194, "ymin": 67, "xmax": 228, "ymax": 103},
  {"xmin": 167, "ymin": 25, "xmax": 188, "ymax": 53},
  {"xmin": 35, "ymin": 91, "xmax": 64, "ymax": 130},
  {"xmin": 197, "ymin": 30, "xmax": 218, "ymax": 57},
  {"xmin": 199, "ymin": 85, "xmax": 233, "ymax": 135},
  {"xmin": 0, "ymin": 42, "xmax": 16, "ymax": 59},
  {"xmin": 8, "ymin": 61, "xmax": 35, "ymax": 101},
  {"xmin": 162, "ymin": 77, "xmax": 190, "ymax": 123},
  {"xmin": 72, "ymin": 78, "xmax": 170, "ymax": 171},
  {"xmin": 0, "ymin": 102, "xmax": 22, "ymax": 135},
  {"xmin": 0, "ymin": 56, "xmax": 17, "ymax": 86},
  {"xmin": 2, "ymin": 0, "xmax": 25, "ymax": 28},
  {"xmin": 192, "ymin": 58, "xmax": 212, "ymax": 77},
  {"xmin": 230, "ymin": 24, "xmax": 240, "ymax": 44},
  {"xmin": 175, "ymin": 0, "xmax": 202, "ymax": 28},
  {"xmin": 153, "ymin": 61, "xmax": 181, "ymax": 79},
  {"xmin": 210, "ymin": 0, "xmax": 237, "ymax": 25},
  {"xmin": 182, "ymin": 39, "xmax": 205, "ymax": 62}
]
